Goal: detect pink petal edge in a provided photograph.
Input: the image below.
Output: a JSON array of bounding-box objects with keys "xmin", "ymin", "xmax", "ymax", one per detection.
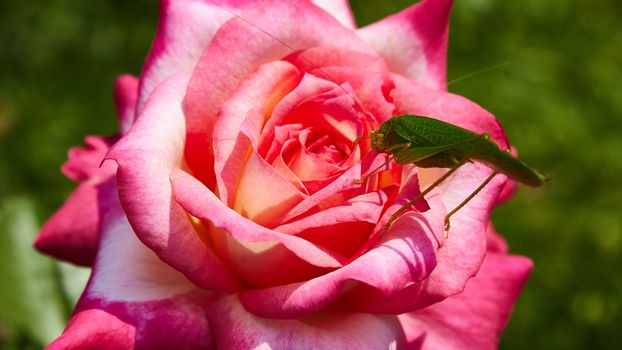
[
  {"xmin": 399, "ymin": 253, "xmax": 533, "ymax": 350},
  {"xmin": 137, "ymin": 0, "xmax": 257, "ymax": 112},
  {"xmin": 206, "ymin": 294, "xmax": 405, "ymax": 350},
  {"xmin": 36, "ymin": 136, "xmax": 117, "ymax": 266},
  {"xmin": 108, "ymin": 74, "xmax": 240, "ymax": 292},
  {"xmin": 310, "ymin": 0, "xmax": 356, "ymax": 29},
  {"xmin": 358, "ymin": 0, "xmax": 453, "ymax": 90},
  {"xmin": 48, "ymin": 180, "xmax": 212, "ymax": 349},
  {"xmin": 114, "ymin": 75, "xmax": 139, "ymax": 134}
]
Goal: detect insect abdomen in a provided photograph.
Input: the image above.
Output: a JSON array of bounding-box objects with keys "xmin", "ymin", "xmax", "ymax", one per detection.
[{"xmin": 473, "ymin": 143, "xmax": 550, "ymax": 187}]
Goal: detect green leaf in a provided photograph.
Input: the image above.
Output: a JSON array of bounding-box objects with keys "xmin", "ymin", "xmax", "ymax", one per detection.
[{"xmin": 0, "ymin": 197, "xmax": 67, "ymax": 347}]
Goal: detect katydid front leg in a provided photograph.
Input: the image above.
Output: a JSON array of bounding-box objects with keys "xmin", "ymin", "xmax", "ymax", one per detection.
[
  {"xmin": 444, "ymin": 171, "xmax": 499, "ymax": 233},
  {"xmin": 353, "ymin": 143, "xmax": 411, "ymax": 184}
]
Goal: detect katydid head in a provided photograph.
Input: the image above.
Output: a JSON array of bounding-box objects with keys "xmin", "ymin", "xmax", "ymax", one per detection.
[{"xmin": 369, "ymin": 130, "xmax": 386, "ymax": 152}]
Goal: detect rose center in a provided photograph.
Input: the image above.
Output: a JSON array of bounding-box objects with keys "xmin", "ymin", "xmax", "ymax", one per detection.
[{"xmin": 305, "ymin": 134, "xmax": 347, "ymax": 164}]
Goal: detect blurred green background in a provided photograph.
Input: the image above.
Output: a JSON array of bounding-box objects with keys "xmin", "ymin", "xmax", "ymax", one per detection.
[{"xmin": 0, "ymin": 0, "xmax": 620, "ymax": 348}]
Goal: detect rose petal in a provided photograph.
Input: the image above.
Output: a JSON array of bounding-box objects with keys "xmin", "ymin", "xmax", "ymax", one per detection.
[
  {"xmin": 47, "ymin": 309, "xmax": 135, "ymax": 350},
  {"xmin": 310, "ymin": 0, "xmax": 356, "ymax": 29},
  {"xmin": 36, "ymin": 137, "xmax": 117, "ymax": 266},
  {"xmin": 171, "ymin": 168, "xmax": 346, "ymax": 271},
  {"xmin": 137, "ymin": 0, "xmax": 256, "ymax": 112},
  {"xmin": 281, "ymin": 151, "xmax": 387, "ymax": 223},
  {"xmin": 268, "ymin": 127, "xmax": 308, "ymax": 192},
  {"xmin": 214, "ymin": 60, "xmax": 301, "ymax": 206},
  {"xmin": 391, "ymin": 74, "xmax": 509, "ymax": 148},
  {"xmin": 108, "ymin": 74, "xmax": 240, "ymax": 292},
  {"xmin": 183, "ymin": 0, "xmax": 374, "ymax": 186},
  {"xmin": 286, "ymin": 47, "xmax": 390, "ymax": 76},
  {"xmin": 285, "ymin": 136, "xmax": 343, "ymax": 181},
  {"xmin": 258, "ymin": 73, "xmax": 361, "ymax": 157},
  {"xmin": 359, "ymin": 0, "xmax": 453, "ymax": 90},
  {"xmin": 48, "ymin": 181, "xmax": 212, "ymax": 349},
  {"xmin": 345, "ymin": 163, "xmax": 508, "ymax": 314},
  {"xmin": 399, "ymin": 253, "xmax": 533, "ymax": 350},
  {"xmin": 497, "ymin": 176, "xmax": 518, "ymax": 205},
  {"xmin": 113, "ymin": 74, "xmax": 139, "ymax": 134},
  {"xmin": 309, "ymin": 66, "xmax": 396, "ymax": 124},
  {"xmin": 275, "ymin": 190, "xmax": 391, "ymax": 258},
  {"xmin": 35, "ymin": 183, "xmax": 102, "ymax": 266},
  {"xmin": 207, "ymin": 294, "xmax": 405, "ymax": 350},
  {"xmin": 237, "ymin": 190, "xmax": 444, "ymax": 319},
  {"xmin": 426, "ymin": 165, "xmax": 506, "ymax": 293},
  {"xmin": 285, "ymin": 48, "xmax": 395, "ymax": 122},
  {"xmin": 356, "ymin": 168, "xmax": 434, "ymax": 256},
  {"xmin": 286, "ymin": 91, "xmax": 361, "ymax": 145},
  {"xmin": 61, "ymin": 136, "xmax": 116, "ymax": 183},
  {"xmin": 233, "ymin": 150, "xmax": 306, "ymax": 227}
]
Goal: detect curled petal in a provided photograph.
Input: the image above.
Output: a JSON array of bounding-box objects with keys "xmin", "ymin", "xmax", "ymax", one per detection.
[
  {"xmin": 312, "ymin": 67, "xmax": 396, "ymax": 123},
  {"xmin": 285, "ymin": 47, "xmax": 396, "ymax": 122},
  {"xmin": 346, "ymin": 163, "xmax": 508, "ymax": 314},
  {"xmin": 233, "ymin": 151, "xmax": 306, "ymax": 227},
  {"xmin": 275, "ymin": 190, "xmax": 389, "ymax": 258},
  {"xmin": 36, "ymin": 137, "xmax": 117, "ymax": 266},
  {"xmin": 399, "ymin": 253, "xmax": 533, "ymax": 350},
  {"xmin": 237, "ymin": 191, "xmax": 444, "ymax": 319},
  {"xmin": 61, "ymin": 136, "xmax": 116, "ymax": 183},
  {"xmin": 171, "ymin": 168, "xmax": 346, "ymax": 288},
  {"xmin": 214, "ymin": 60, "xmax": 301, "ymax": 206},
  {"xmin": 258, "ymin": 72, "xmax": 360, "ymax": 157},
  {"xmin": 281, "ymin": 151, "xmax": 387, "ymax": 223},
  {"xmin": 48, "ymin": 309, "xmax": 134, "ymax": 350},
  {"xmin": 286, "ymin": 47, "xmax": 390, "ymax": 76},
  {"xmin": 359, "ymin": 0, "xmax": 453, "ymax": 90},
  {"xmin": 137, "ymin": 0, "xmax": 256, "ymax": 112},
  {"xmin": 183, "ymin": 0, "xmax": 374, "ymax": 185},
  {"xmin": 108, "ymin": 74, "xmax": 240, "ymax": 292}
]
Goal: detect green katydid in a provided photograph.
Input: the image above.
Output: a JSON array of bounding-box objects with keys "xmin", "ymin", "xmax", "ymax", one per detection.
[{"xmin": 356, "ymin": 114, "xmax": 550, "ymax": 231}]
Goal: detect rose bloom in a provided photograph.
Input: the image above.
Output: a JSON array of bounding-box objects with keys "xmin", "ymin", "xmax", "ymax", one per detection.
[{"xmin": 35, "ymin": 0, "xmax": 532, "ymax": 349}]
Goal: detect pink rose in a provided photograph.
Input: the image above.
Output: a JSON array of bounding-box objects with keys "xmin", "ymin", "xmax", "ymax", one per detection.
[{"xmin": 36, "ymin": 0, "xmax": 532, "ymax": 348}]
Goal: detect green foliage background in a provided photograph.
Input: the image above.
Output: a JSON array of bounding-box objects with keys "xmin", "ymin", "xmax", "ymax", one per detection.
[{"xmin": 1, "ymin": 0, "xmax": 620, "ymax": 348}]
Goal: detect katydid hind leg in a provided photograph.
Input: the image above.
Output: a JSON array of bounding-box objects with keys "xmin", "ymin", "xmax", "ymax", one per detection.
[
  {"xmin": 384, "ymin": 157, "xmax": 465, "ymax": 230},
  {"xmin": 384, "ymin": 133, "xmax": 491, "ymax": 231},
  {"xmin": 444, "ymin": 171, "xmax": 499, "ymax": 235}
]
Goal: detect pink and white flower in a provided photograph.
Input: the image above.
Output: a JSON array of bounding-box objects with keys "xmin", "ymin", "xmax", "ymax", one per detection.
[{"xmin": 36, "ymin": 1, "xmax": 532, "ymax": 349}]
